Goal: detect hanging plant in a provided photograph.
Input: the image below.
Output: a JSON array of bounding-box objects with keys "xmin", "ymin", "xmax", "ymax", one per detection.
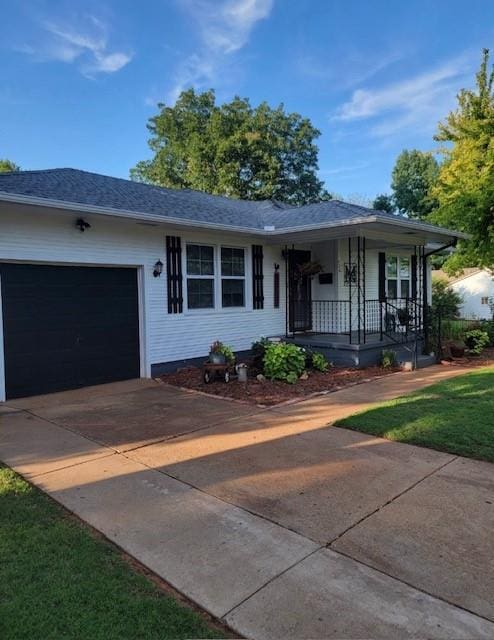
[{"xmin": 297, "ymin": 260, "xmax": 323, "ymax": 278}]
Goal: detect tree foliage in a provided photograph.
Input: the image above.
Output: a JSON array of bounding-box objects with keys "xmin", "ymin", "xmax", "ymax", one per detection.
[
  {"xmin": 372, "ymin": 193, "xmax": 396, "ymax": 213},
  {"xmin": 131, "ymin": 89, "xmax": 330, "ymax": 205},
  {"xmin": 432, "ymin": 279, "xmax": 463, "ymax": 319},
  {"xmin": 431, "ymin": 49, "xmax": 494, "ymax": 271},
  {"xmin": 0, "ymin": 159, "xmax": 20, "ymax": 173},
  {"xmin": 390, "ymin": 149, "xmax": 439, "ymax": 218}
]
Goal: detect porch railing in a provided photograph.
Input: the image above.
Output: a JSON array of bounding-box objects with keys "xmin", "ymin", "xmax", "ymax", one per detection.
[
  {"xmin": 307, "ymin": 298, "xmax": 423, "ymax": 343},
  {"xmin": 381, "ymin": 298, "xmax": 423, "ymax": 342},
  {"xmin": 311, "ymin": 300, "xmax": 351, "ymax": 338}
]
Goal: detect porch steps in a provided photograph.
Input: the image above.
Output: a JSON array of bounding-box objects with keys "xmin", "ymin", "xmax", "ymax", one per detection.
[
  {"xmin": 397, "ymin": 353, "xmax": 436, "ymax": 370},
  {"xmin": 415, "ymin": 353, "xmax": 436, "ymax": 369}
]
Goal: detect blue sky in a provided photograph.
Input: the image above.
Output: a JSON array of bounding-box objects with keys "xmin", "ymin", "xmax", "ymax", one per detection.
[{"xmin": 1, "ymin": 0, "xmax": 493, "ymax": 200}]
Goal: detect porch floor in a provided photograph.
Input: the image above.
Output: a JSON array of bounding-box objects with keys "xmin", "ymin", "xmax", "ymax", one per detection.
[
  {"xmin": 285, "ymin": 331, "xmax": 427, "ymax": 368},
  {"xmin": 287, "ymin": 332, "xmax": 398, "ymax": 350}
]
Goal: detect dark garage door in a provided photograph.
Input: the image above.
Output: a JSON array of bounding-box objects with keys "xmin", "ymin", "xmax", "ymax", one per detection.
[{"xmin": 1, "ymin": 263, "xmax": 140, "ymax": 399}]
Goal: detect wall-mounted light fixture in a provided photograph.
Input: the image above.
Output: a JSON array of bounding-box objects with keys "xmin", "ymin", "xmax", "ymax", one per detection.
[
  {"xmin": 153, "ymin": 259, "xmax": 164, "ymax": 278},
  {"xmin": 76, "ymin": 218, "xmax": 91, "ymax": 232}
]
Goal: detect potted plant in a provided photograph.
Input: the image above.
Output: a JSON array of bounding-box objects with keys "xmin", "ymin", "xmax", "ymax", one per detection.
[
  {"xmin": 396, "ymin": 308, "xmax": 411, "ymax": 326},
  {"xmin": 448, "ymin": 341, "xmax": 465, "ymax": 358},
  {"xmin": 297, "ymin": 260, "xmax": 323, "ymax": 278},
  {"xmin": 209, "ymin": 340, "xmax": 235, "ymax": 365}
]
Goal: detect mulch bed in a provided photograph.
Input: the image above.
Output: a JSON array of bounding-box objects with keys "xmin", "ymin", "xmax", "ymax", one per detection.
[
  {"xmin": 439, "ymin": 347, "xmax": 494, "ymax": 368},
  {"xmin": 161, "ymin": 365, "xmax": 399, "ymax": 406},
  {"xmin": 161, "ymin": 348, "xmax": 494, "ymax": 407}
]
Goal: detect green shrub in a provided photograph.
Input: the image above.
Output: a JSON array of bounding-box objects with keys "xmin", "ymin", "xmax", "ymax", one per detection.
[
  {"xmin": 464, "ymin": 329, "xmax": 490, "ymax": 355},
  {"xmin": 312, "ymin": 352, "xmax": 329, "ymax": 372},
  {"xmin": 263, "ymin": 342, "xmax": 306, "ymax": 384},
  {"xmin": 251, "ymin": 337, "xmax": 271, "ymax": 371},
  {"xmin": 380, "ymin": 349, "xmax": 397, "ymax": 369},
  {"xmin": 431, "ymin": 280, "xmax": 463, "ymax": 319},
  {"xmin": 481, "ymin": 320, "xmax": 494, "ymax": 346}
]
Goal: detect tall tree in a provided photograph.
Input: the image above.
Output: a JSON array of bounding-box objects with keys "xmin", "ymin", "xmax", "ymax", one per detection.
[
  {"xmin": 391, "ymin": 149, "xmax": 439, "ymax": 218},
  {"xmin": 372, "ymin": 193, "xmax": 396, "ymax": 213},
  {"xmin": 131, "ymin": 89, "xmax": 330, "ymax": 205},
  {"xmin": 431, "ymin": 49, "xmax": 494, "ymax": 271},
  {"xmin": 0, "ymin": 159, "xmax": 20, "ymax": 172}
]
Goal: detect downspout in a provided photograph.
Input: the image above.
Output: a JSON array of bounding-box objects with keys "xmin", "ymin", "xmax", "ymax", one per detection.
[{"xmin": 422, "ymin": 239, "xmax": 458, "ymax": 354}]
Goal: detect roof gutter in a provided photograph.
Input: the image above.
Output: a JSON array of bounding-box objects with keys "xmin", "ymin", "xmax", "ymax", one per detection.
[
  {"xmin": 0, "ymin": 191, "xmax": 265, "ymax": 236},
  {"xmin": 0, "ymin": 191, "xmax": 469, "ymax": 241},
  {"xmin": 424, "ymin": 238, "xmax": 458, "ymax": 257},
  {"xmin": 268, "ymin": 214, "xmax": 469, "ymax": 240}
]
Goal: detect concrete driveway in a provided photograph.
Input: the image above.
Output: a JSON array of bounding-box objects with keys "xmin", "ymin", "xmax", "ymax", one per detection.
[{"xmin": 2, "ymin": 367, "xmax": 494, "ymax": 639}]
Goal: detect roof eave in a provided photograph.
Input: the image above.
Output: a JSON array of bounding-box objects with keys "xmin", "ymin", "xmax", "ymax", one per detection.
[
  {"xmin": 0, "ymin": 191, "xmax": 265, "ymax": 236},
  {"xmin": 0, "ymin": 191, "xmax": 469, "ymax": 241},
  {"xmin": 266, "ymin": 214, "xmax": 469, "ymax": 240}
]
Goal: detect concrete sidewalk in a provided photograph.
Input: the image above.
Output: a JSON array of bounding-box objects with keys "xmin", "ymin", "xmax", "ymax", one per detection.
[{"xmin": 2, "ymin": 366, "xmax": 494, "ymax": 639}]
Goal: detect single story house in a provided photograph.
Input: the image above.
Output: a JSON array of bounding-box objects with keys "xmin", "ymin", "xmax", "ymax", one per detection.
[
  {"xmin": 0, "ymin": 168, "xmax": 466, "ymax": 400},
  {"xmin": 432, "ymin": 268, "xmax": 493, "ymax": 320}
]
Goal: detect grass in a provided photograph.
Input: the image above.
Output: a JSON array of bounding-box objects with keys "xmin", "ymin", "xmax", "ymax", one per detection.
[
  {"xmin": 0, "ymin": 466, "xmax": 223, "ymax": 640},
  {"xmin": 335, "ymin": 367, "xmax": 494, "ymax": 462}
]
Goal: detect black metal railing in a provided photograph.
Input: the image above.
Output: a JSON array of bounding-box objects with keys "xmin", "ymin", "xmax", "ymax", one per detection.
[
  {"xmin": 381, "ymin": 298, "xmax": 423, "ymax": 343},
  {"xmin": 311, "ymin": 300, "xmax": 351, "ymax": 337},
  {"xmin": 292, "ymin": 298, "xmax": 424, "ymax": 344}
]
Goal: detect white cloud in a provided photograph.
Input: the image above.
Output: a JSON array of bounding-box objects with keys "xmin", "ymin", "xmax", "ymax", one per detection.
[
  {"xmin": 168, "ymin": 0, "xmax": 273, "ymax": 102},
  {"xmin": 297, "ymin": 49, "xmax": 403, "ymax": 90},
  {"xmin": 20, "ymin": 14, "xmax": 132, "ymax": 76},
  {"xmin": 331, "ymin": 54, "xmax": 474, "ymax": 140}
]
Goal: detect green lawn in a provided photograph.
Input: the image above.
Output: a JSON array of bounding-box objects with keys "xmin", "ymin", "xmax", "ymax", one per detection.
[
  {"xmin": 0, "ymin": 466, "xmax": 223, "ymax": 640},
  {"xmin": 335, "ymin": 367, "xmax": 494, "ymax": 462}
]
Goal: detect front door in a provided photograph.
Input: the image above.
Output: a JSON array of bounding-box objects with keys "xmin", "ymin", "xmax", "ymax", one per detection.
[{"xmin": 288, "ymin": 249, "xmax": 312, "ymax": 332}]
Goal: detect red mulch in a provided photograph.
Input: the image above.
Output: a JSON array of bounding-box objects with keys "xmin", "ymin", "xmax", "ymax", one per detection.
[
  {"xmin": 439, "ymin": 347, "xmax": 494, "ymax": 367},
  {"xmin": 161, "ymin": 348, "xmax": 494, "ymax": 407},
  {"xmin": 160, "ymin": 365, "xmax": 399, "ymax": 406}
]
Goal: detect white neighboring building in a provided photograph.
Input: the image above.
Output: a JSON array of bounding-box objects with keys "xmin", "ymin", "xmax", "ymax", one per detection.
[{"xmin": 435, "ymin": 268, "xmax": 494, "ymax": 319}]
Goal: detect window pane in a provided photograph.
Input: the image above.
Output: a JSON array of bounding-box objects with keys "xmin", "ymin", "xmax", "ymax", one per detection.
[
  {"xmin": 221, "ymin": 247, "xmax": 245, "ymax": 276},
  {"xmin": 187, "ymin": 245, "xmax": 214, "ymax": 275},
  {"xmin": 401, "ymin": 280, "xmax": 410, "ymax": 298},
  {"xmin": 386, "ymin": 257, "xmax": 397, "ymax": 278},
  {"xmin": 387, "ymin": 279, "xmax": 397, "ymax": 299},
  {"xmin": 400, "ymin": 257, "xmax": 410, "ymax": 278},
  {"xmin": 187, "ymin": 278, "xmax": 214, "ymax": 309},
  {"xmin": 222, "ymin": 279, "xmax": 245, "ymax": 307}
]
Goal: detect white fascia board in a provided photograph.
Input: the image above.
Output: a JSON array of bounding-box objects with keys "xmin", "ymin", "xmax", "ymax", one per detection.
[
  {"xmin": 0, "ymin": 191, "xmax": 469, "ymax": 241},
  {"xmin": 0, "ymin": 192, "xmax": 265, "ymax": 236}
]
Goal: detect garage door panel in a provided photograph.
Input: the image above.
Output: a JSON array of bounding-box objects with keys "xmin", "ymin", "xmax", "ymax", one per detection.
[{"xmin": 1, "ymin": 264, "xmax": 140, "ymax": 399}]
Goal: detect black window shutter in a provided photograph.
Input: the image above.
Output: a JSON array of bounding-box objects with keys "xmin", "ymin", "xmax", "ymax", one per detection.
[
  {"xmin": 411, "ymin": 253, "xmax": 417, "ymax": 299},
  {"xmin": 252, "ymin": 245, "xmax": 264, "ymax": 310},
  {"xmin": 378, "ymin": 252, "xmax": 386, "ymax": 301},
  {"xmin": 166, "ymin": 236, "xmax": 183, "ymax": 313},
  {"xmin": 274, "ymin": 265, "xmax": 280, "ymax": 309}
]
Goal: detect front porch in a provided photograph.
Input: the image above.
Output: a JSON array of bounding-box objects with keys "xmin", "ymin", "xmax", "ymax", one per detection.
[
  {"xmin": 280, "ymin": 234, "xmax": 429, "ymax": 368},
  {"xmin": 285, "ymin": 331, "xmax": 429, "ymax": 368}
]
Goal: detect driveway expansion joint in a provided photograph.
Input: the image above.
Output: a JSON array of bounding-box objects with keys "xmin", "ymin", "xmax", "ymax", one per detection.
[
  {"xmin": 330, "ymin": 544, "xmax": 494, "ymax": 626},
  {"xmin": 220, "ymin": 546, "xmax": 323, "ymax": 620},
  {"xmin": 327, "ymin": 453, "xmax": 459, "ymax": 547}
]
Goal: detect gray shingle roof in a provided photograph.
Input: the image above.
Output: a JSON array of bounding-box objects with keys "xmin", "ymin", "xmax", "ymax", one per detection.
[{"xmin": 0, "ymin": 168, "xmax": 438, "ymax": 234}]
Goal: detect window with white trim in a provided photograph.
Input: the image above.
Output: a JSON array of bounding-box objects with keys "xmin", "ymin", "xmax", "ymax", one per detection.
[
  {"xmin": 186, "ymin": 244, "xmax": 215, "ymax": 309},
  {"xmin": 481, "ymin": 296, "xmax": 489, "ymax": 305},
  {"xmin": 221, "ymin": 247, "xmax": 245, "ymax": 307},
  {"xmin": 386, "ymin": 256, "xmax": 410, "ymax": 299}
]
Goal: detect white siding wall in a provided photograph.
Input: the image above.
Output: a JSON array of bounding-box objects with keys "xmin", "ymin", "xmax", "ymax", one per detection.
[
  {"xmin": 0, "ymin": 209, "xmax": 286, "ymax": 389},
  {"xmin": 451, "ymin": 271, "xmax": 494, "ymax": 319}
]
